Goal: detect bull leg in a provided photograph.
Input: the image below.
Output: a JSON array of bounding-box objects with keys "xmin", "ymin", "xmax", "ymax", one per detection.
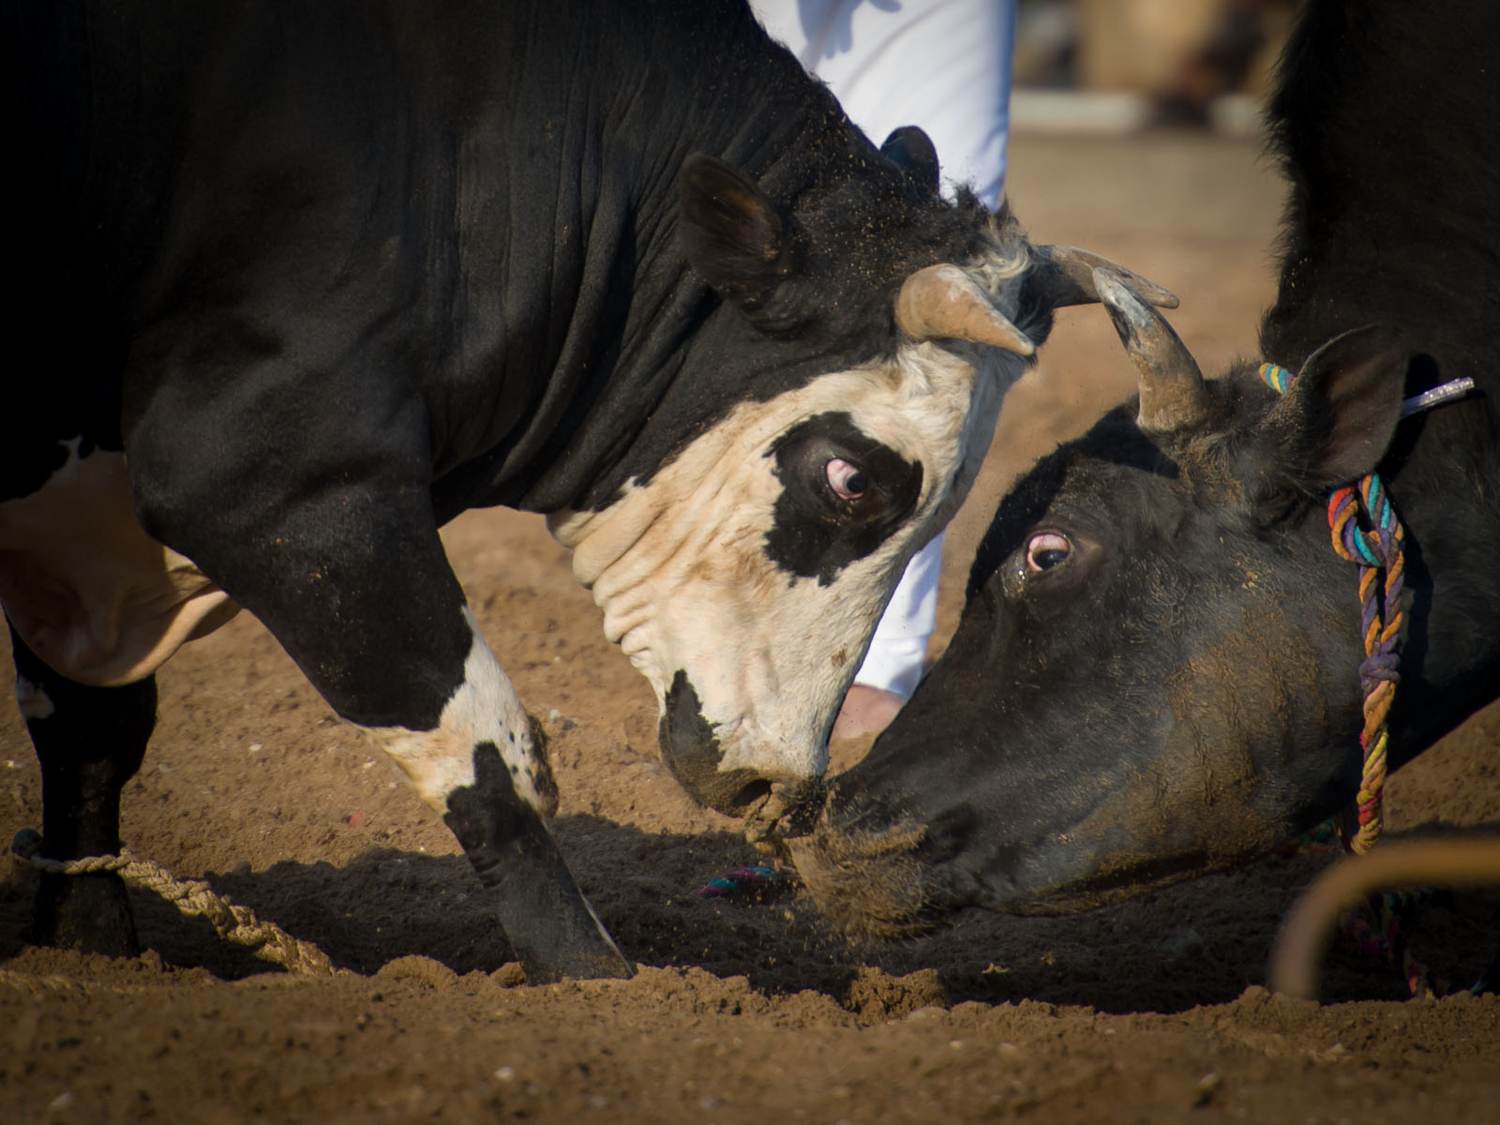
[
  {"xmin": 360, "ymin": 607, "xmax": 634, "ymax": 983},
  {"xmin": 125, "ymin": 392, "xmax": 631, "ymax": 982},
  {"xmin": 7, "ymin": 618, "xmax": 154, "ymax": 956}
]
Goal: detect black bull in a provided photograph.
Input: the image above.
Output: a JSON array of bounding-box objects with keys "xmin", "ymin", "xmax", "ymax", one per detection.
[
  {"xmin": 794, "ymin": 0, "xmax": 1500, "ymax": 936},
  {"xmin": 2, "ymin": 0, "xmax": 1169, "ymax": 979}
]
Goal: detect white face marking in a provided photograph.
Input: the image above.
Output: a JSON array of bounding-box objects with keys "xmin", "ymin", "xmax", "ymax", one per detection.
[
  {"xmin": 0, "ymin": 439, "xmax": 238, "ymax": 686},
  {"xmin": 14, "ymin": 676, "xmax": 55, "ymax": 721},
  {"xmin": 550, "ymin": 284, "xmax": 1027, "ymax": 785},
  {"xmin": 363, "ymin": 607, "xmax": 555, "ymax": 816}
]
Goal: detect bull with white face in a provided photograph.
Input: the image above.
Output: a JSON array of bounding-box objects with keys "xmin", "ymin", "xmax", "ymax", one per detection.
[{"xmin": 2, "ymin": 0, "xmax": 1168, "ymax": 981}]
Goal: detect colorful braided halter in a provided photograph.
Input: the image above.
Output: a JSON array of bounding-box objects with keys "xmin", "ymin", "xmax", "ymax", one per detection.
[
  {"xmin": 1259, "ymin": 361, "xmax": 1404, "ymax": 855},
  {"xmin": 1263, "ymin": 362, "xmax": 1478, "ymax": 996}
]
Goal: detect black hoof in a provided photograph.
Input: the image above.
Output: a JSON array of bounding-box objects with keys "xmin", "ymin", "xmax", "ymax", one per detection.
[
  {"xmin": 516, "ymin": 941, "xmax": 636, "ymax": 985},
  {"xmin": 30, "ymin": 872, "xmax": 140, "ymax": 958},
  {"xmin": 446, "ymin": 742, "xmax": 636, "ymax": 984}
]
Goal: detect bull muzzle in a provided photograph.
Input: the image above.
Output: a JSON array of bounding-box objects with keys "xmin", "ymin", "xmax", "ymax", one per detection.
[{"xmin": 656, "ymin": 671, "xmax": 828, "ymax": 828}]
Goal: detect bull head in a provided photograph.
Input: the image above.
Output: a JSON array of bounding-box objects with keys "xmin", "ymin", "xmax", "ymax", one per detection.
[{"xmin": 792, "ymin": 273, "xmax": 1416, "ymax": 938}]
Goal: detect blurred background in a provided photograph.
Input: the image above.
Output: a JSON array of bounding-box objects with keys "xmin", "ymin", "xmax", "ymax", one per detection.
[
  {"xmin": 931, "ymin": 124, "xmax": 1283, "ymax": 653},
  {"xmin": 1012, "ymin": 0, "xmax": 1302, "ymax": 134},
  {"xmin": 926, "ymin": 1, "xmax": 1309, "ymax": 654}
]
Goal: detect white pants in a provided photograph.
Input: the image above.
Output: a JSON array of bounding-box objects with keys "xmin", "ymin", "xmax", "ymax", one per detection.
[{"xmin": 749, "ymin": 0, "xmax": 1015, "ymax": 697}]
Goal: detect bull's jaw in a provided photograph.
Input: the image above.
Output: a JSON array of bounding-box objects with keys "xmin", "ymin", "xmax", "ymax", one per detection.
[
  {"xmin": 656, "ymin": 668, "xmax": 834, "ymax": 818},
  {"xmin": 789, "ymin": 782, "xmax": 1200, "ymax": 936},
  {"xmin": 795, "ymin": 725, "xmax": 1318, "ymax": 937}
]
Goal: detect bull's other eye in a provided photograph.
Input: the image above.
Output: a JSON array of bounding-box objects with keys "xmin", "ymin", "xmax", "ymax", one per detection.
[
  {"xmin": 825, "ymin": 458, "xmax": 868, "ymax": 501},
  {"xmin": 1025, "ymin": 532, "xmax": 1072, "ymax": 572}
]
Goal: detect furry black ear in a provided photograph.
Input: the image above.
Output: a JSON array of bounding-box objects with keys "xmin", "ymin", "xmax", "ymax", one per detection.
[
  {"xmin": 880, "ymin": 126, "xmax": 940, "ymax": 196},
  {"xmin": 1267, "ymin": 325, "xmax": 1408, "ymax": 489},
  {"xmin": 679, "ymin": 153, "xmax": 792, "ymax": 310}
]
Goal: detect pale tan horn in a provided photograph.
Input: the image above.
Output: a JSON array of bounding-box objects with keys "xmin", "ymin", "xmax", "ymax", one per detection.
[
  {"xmin": 1093, "ymin": 267, "xmax": 1209, "ymax": 434},
  {"xmin": 894, "ymin": 264, "xmax": 1035, "ymax": 355}
]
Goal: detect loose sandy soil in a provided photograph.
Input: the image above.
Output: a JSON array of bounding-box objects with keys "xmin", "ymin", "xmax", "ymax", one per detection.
[{"xmin": 4, "ymin": 132, "xmax": 1498, "ymax": 1124}]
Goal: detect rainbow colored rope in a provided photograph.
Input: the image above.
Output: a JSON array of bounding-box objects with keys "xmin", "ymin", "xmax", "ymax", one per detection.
[
  {"xmin": 1260, "ymin": 363, "xmax": 1404, "ymax": 856},
  {"xmin": 695, "ymin": 865, "xmax": 794, "ymax": 901}
]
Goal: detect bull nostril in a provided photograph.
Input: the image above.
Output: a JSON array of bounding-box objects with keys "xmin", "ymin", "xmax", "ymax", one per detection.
[{"xmin": 729, "ymin": 779, "xmax": 773, "ymax": 811}]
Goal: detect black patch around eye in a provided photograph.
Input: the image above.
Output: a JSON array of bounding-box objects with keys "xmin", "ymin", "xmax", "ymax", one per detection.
[{"xmin": 763, "ymin": 411, "xmax": 923, "ymax": 586}]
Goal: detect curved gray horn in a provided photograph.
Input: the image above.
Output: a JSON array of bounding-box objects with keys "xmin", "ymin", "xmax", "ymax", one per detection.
[
  {"xmin": 1093, "ymin": 266, "xmax": 1208, "ymax": 434},
  {"xmin": 895, "ymin": 264, "xmax": 1035, "ymax": 355},
  {"xmin": 1031, "ymin": 245, "xmax": 1179, "ymax": 310}
]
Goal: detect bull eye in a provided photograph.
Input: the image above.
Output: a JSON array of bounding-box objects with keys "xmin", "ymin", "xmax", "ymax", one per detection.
[
  {"xmin": 825, "ymin": 457, "xmax": 868, "ymax": 501},
  {"xmin": 1025, "ymin": 532, "xmax": 1072, "ymax": 573}
]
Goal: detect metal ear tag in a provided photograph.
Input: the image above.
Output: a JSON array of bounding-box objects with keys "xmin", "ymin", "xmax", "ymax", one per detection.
[{"xmin": 1400, "ymin": 376, "xmax": 1476, "ymax": 417}]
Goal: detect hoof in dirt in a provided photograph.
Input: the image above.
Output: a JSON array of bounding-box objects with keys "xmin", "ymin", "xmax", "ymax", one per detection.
[
  {"xmin": 11, "ymin": 828, "xmax": 43, "ymax": 859},
  {"xmin": 30, "ymin": 871, "xmax": 141, "ymax": 959},
  {"xmin": 518, "ymin": 946, "xmax": 636, "ymax": 984}
]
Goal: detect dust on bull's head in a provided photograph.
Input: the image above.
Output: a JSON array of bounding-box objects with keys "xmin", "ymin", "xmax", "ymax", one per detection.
[
  {"xmin": 795, "ymin": 270, "xmax": 1412, "ymax": 935},
  {"xmin": 550, "ymin": 144, "xmax": 1176, "ymax": 821}
]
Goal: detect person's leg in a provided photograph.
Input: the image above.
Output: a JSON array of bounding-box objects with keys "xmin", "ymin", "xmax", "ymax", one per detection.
[
  {"xmin": 752, "ymin": 0, "xmax": 1016, "ymax": 735},
  {"xmin": 832, "ymin": 532, "xmax": 942, "ymax": 738},
  {"xmin": 752, "ymin": 0, "xmax": 1014, "ymax": 208}
]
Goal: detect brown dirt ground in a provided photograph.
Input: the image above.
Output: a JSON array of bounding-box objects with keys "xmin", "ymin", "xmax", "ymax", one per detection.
[{"xmin": 4, "ymin": 132, "xmax": 1498, "ymax": 1124}]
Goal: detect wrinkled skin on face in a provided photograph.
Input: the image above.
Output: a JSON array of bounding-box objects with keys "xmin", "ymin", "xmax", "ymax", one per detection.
[{"xmin": 795, "ymin": 286, "xmax": 1428, "ymax": 936}]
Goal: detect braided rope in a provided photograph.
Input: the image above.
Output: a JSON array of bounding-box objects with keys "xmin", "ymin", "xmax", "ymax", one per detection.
[
  {"xmin": 1261, "ymin": 363, "xmax": 1403, "ymax": 855},
  {"xmin": 16, "ymin": 835, "xmax": 337, "ymax": 976},
  {"xmin": 1259, "ymin": 361, "xmax": 1440, "ymax": 997}
]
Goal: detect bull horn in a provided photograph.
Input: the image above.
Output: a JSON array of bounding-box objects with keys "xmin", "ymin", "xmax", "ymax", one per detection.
[
  {"xmin": 895, "ymin": 264, "xmax": 1035, "ymax": 355},
  {"xmin": 1031, "ymin": 244, "xmax": 1180, "ymax": 310},
  {"xmin": 1093, "ymin": 266, "xmax": 1209, "ymax": 434}
]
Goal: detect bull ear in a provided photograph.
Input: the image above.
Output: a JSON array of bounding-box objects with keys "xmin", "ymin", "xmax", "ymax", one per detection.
[
  {"xmin": 880, "ymin": 126, "xmax": 940, "ymax": 196},
  {"xmin": 1267, "ymin": 326, "xmax": 1408, "ymax": 489},
  {"xmin": 679, "ymin": 153, "xmax": 792, "ymax": 310}
]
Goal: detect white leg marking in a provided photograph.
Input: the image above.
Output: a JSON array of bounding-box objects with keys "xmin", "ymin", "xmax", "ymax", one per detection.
[
  {"xmin": 14, "ymin": 676, "xmax": 55, "ymax": 721},
  {"xmin": 363, "ymin": 607, "xmax": 556, "ymax": 816}
]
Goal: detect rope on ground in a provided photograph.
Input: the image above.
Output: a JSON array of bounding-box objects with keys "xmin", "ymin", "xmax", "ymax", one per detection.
[{"xmin": 13, "ymin": 831, "xmax": 337, "ymax": 977}]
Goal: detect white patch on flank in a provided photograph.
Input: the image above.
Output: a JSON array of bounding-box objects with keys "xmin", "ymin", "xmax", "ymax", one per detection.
[
  {"xmin": 14, "ymin": 676, "xmax": 55, "ymax": 721},
  {"xmin": 0, "ymin": 440, "xmax": 239, "ymax": 687},
  {"xmin": 549, "ymin": 247, "xmax": 1029, "ymax": 787},
  {"xmin": 363, "ymin": 607, "xmax": 553, "ymax": 816}
]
